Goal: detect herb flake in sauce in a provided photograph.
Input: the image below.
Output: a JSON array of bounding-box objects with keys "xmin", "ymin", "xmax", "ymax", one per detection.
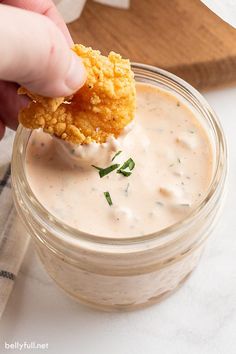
[
  {"xmin": 92, "ymin": 164, "xmax": 120, "ymax": 178},
  {"xmin": 104, "ymin": 191, "xmax": 113, "ymax": 206},
  {"xmin": 125, "ymin": 183, "xmax": 130, "ymax": 195},
  {"xmin": 117, "ymin": 158, "xmax": 135, "ymax": 177},
  {"xmin": 118, "ymin": 170, "xmax": 132, "ymax": 177},
  {"xmin": 111, "ymin": 150, "xmax": 122, "ymax": 161}
]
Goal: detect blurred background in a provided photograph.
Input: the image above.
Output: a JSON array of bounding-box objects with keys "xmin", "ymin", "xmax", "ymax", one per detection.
[{"xmin": 55, "ymin": 0, "xmax": 236, "ymax": 90}]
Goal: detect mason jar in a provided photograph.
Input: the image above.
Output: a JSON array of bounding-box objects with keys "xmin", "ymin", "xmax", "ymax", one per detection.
[{"xmin": 11, "ymin": 64, "xmax": 227, "ymax": 311}]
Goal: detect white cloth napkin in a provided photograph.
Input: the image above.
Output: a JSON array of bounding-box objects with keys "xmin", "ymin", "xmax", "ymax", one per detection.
[
  {"xmin": 53, "ymin": 0, "xmax": 130, "ymax": 23},
  {"xmin": 201, "ymin": 0, "xmax": 236, "ymax": 28},
  {"xmin": 54, "ymin": 0, "xmax": 236, "ymax": 26},
  {"xmin": 0, "ymin": 130, "xmax": 30, "ymax": 318}
]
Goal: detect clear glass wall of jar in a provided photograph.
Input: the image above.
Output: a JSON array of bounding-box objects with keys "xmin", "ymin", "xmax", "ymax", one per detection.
[{"xmin": 11, "ymin": 64, "xmax": 227, "ymax": 311}]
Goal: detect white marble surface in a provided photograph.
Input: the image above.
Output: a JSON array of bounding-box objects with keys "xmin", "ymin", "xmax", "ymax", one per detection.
[{"xmin": 1, "ymin": 85, "xmax": 236, "ymax": 354}]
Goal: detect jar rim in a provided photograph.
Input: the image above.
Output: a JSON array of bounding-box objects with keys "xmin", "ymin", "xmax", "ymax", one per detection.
[{"xmin": 12, "ymin": 63, "xmax": 228, "ymax": 249}]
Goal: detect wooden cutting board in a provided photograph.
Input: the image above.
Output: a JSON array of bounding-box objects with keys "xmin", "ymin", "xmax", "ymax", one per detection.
[{"xmin": 68, "ymin": 0, "xmax": 236, "ymax": 90}]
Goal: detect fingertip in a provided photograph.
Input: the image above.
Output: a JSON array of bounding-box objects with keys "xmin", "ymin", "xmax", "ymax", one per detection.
[
  {"xmin": 8, "ymin": 10, "xmax": 87, "ymax": 98},
  {"xmin": 62, "ymin": 26, "xmax": 74, "ymax": 47},
  {"xmin": 20, "ymin": 47, "xmax": 87, "ymax": 98},
  {"xmin": 64, "ymin": 52, "xmax": 87, "ymax": 94}
]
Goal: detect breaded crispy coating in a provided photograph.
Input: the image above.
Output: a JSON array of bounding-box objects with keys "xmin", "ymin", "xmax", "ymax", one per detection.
[{"xmin": 18, "ymin": 44, "xmax": 136, "ymax": 144}]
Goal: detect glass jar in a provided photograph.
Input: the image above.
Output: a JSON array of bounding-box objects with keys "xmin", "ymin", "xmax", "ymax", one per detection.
[{"xmin": 11, "ymin": 64, "xmax": 227, "ymax": 311}]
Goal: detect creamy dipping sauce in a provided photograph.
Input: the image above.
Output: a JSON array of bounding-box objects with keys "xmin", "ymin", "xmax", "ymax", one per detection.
[{"xmin": 25, "ymin": 83, "xmax": 213, "ymax": 238}]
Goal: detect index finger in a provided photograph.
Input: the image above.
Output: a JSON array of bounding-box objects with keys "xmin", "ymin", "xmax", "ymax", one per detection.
[{"xmin": 0, "ymin": 0, "xmax": 73, "ymax": 45}]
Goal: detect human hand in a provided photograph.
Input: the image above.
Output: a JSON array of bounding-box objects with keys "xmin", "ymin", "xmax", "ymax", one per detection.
[{"xmin": 0, "ymin": 0, "xmax": 86, "ymax": 139}]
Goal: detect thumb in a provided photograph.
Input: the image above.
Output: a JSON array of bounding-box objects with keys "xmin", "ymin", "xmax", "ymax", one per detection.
[{"xmin": 0, "ymin": 4, "xmax": 86, "ymax": 97}]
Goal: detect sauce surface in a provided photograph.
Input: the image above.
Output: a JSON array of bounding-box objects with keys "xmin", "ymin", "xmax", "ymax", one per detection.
[{"xmin": 25, "ymin": 83, "xmax": 213, "ymax": 237}]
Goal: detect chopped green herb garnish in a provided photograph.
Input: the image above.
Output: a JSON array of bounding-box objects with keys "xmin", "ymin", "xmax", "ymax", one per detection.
[
  {"xmin": 117, "ymin": 170, "xmax": 132, "ymax": 177},
  {"xmin": 111, "ymin": 150, "xmax": 122, "ymax": 161},
  {"xmin": 92, "ymin": 164, "xmax": 120, "ymax": 178},
  {"xmin": 177, "ymin": 158, "xmax": 181, "ymax": 164},
  {"xmin": 92, "ymin": 165, "xmax": 102, "ymax": 171},
  {"xmin": 119, "ymin": 158, "xmax": 135, "ymax": 171},
  {"xmin": 104, "ymin": 191, "xmax": 112, "ymax": 206},
  {"xmin": 117, "ymin": 158, "xmax": 135, "ymax": 177}
]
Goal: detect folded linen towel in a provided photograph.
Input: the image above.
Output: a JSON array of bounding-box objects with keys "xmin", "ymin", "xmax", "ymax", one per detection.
[{"xmin": 0, "ymin": 131, "xmax": 30, "ymax": 318}]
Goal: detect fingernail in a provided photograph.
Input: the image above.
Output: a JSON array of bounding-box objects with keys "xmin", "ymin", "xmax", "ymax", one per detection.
[{"xmin": 65, "ymin": 52, "xmax": 87, "ymax": 92}]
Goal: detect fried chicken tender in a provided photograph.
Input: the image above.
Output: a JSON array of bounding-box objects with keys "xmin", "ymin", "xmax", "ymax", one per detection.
[{"xmin": 18, "ymin": 44, "xmax": 136, "ymax": 144}]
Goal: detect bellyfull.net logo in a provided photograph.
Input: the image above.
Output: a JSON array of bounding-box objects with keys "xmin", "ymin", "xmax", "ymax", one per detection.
[{"xmin": 4, "ymin": 341, "xmax": 49, "ymax": 350}]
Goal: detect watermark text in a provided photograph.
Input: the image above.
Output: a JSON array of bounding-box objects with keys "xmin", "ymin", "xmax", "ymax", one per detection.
[{"xmin": 4, "ymin": 341, "xmax": 49, "ymax": 351}]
